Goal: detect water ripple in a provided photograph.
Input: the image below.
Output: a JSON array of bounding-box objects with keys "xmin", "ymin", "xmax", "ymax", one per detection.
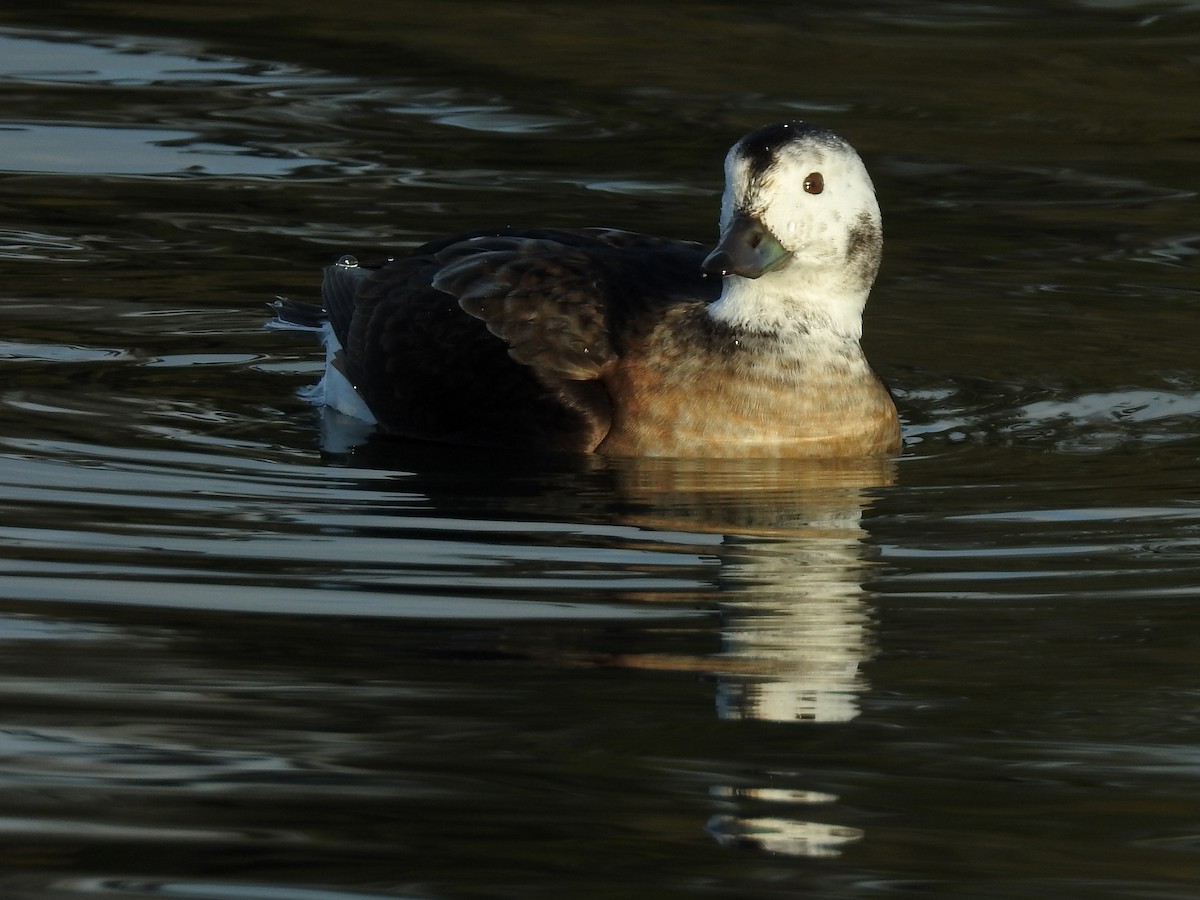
[
  {"xmin": 49, "ymin": 880, "xmax": 423, "ymax": 900},
  {"xmin": 0, "ymin": 28, "xmax": 347, "ymax": 88}
]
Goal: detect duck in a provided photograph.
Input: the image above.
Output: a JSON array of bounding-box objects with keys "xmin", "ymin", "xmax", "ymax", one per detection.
[{"xmin": 273, "ymin": 121, "xmax": 901, "ymax": 458}]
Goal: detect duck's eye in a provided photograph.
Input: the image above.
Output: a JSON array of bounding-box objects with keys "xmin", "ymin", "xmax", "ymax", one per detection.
[{"xmin": 803, "ymin": 172, "xmax": 824, "ymax": 194}]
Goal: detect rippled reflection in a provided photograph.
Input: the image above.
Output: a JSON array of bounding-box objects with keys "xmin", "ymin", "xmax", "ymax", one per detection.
[
  {"xmin": 596, "ymin": 458, "xmax": 891, "ymax": 857},
  {"xmin": 707, "ymin": 781, "xmax": 863, "ymax": 856},
  {"xmin": 607, "ymin": 457, "xmax": 891, "ymax": 727},
  {"xmin": 48, "ymin": 880, "xmax": 422, "ymax": 900},
  {"xmin": 0, "ymin": 123, "xmax": 326, "ymax": 176},
  {"xmin": 708, "ymin": 812, "xmax": 863, "ymax": 858},
  {"xmin": 714, "ymin": 533, "xmax": 873, "ymax": 724},
  {"xmin": 0, "ymin": 28, "xmax": 333, "ymax": 86}
]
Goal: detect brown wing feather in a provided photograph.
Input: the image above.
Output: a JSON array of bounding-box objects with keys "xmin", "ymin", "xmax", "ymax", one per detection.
[
  {"xmin": 431, "ymin": 239, "xmax": 615, "ymax": 380},
  {"xmin": 319, "ymin": 227, "xmax": 713, "ymax": 452}
]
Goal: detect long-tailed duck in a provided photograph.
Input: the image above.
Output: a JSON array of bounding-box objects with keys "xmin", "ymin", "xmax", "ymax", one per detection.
[{"xmin": 273, "ymin": 121, "xmax": 900, "ymax": 458}]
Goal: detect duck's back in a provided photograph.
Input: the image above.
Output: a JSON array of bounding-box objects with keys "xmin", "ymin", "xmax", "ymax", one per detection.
[{"xmin": 321, "ymin": 227, "xmax": 715, "ymax": 453}]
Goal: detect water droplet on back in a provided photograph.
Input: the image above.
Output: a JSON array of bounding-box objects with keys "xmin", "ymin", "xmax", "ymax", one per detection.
[{"xmin": 336, "ymin": 254, "xmax": 359, "ymax": 269}]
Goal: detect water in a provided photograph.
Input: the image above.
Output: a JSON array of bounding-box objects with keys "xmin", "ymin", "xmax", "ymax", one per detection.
[{"xmin": 2, "ymin": 2, "xmax": 1200, "ymax": 897}]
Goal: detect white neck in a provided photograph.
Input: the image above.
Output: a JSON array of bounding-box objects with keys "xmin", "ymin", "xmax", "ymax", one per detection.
[{"xmin": 706, "ymin": 268, "xmax": 867, "ymax": 340}]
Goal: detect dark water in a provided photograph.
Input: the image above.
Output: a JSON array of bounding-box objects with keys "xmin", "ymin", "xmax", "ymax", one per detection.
[{"xmin": 2, "ymin": 2, "xmax": 1200, "ymax": 897}]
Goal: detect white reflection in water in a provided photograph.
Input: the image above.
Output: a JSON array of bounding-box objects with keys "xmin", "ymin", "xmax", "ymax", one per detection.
[
  {"xmin": 0, "ymin": 123, "xmax": 323, "ymax": 177},
  {"xmin": 707, "ymin": 784, "xmax": 863, "ymax": 858},
  {"xmin": 707, "ymin": 813, "xmax": 863, "ymax": 858},
  {"xmin": 54, "ymin": 879, "xmax": 423, "ymax": 900},
  {"xmin": 715, "ymin": 527, "xmax": 873, "ymax": 724},
  {"xmin": 614, "ymin": 459, "xmax": 883, "ymax": 725},
  {"xmin": 612, "ymin": 458, "xmax": 887, "ymax": 857},
  {"xmin": 0, "ymin": 27, "xmax": 344, "ymax": 87},
  {"xmin": 1022, "ymin": 389, "xmax": 1200, "ymax": 426},
  {"xmin": 1019, "ymin": 388, "xmax": 1200, "ymax": 451},
  {"xmin": 396, "ymin": 106, "xmax": 572, "ymax": 134},
  {"xmin": 0, "ymin": 339, "xmax": 129, "ymax": 362}
]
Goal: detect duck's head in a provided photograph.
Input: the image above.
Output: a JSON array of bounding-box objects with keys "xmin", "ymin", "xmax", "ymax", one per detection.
[{"xmin": 703, "ymin": 121, "xmax": 882, "ymax": 338}]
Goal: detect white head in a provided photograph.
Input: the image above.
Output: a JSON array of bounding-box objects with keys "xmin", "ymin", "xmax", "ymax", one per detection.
[{"xmin": 703, "ymin": 122, "xmax": 883, "ymax": 339}]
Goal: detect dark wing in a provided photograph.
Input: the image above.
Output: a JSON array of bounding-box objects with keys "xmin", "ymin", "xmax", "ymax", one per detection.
[
  {"xmin": 429, "ymin": 227, "xmax": 716, "ymax": 375},
  {"xmin": 320, "ymin": 260, "xmax": 374, "ymax": 347},
  {"xmin": 430, "ymin": 236, "xmax": 615, "ymax": 380},
  {"xmin": 318, "ymin": 227, "xmax": 715, "ymax": 452}
]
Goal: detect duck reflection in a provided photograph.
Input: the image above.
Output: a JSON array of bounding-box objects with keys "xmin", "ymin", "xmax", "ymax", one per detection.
[
  {"xmin": 313, "ymin": 429, "xmax": 891, "ymax": 859},
  {"xmin": 608, "ymin": 456, "xmax": 890, "ymax": 726},
  {"xmin": 324, "ymin": 433, "xmax": 890, "ymax": 727},
  {"xmin": 708, "ymin": 796, "xmax": 864, "ymax": 858},
  {"xmin": 609, "ymin": 456, "xmax": 889, "ymax": 858},
  {"xmin": 713, "ymin": 528, "xmax": 873, "ymax": 723}
]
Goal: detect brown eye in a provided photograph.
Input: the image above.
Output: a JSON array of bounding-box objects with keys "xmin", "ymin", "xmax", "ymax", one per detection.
[{"xmin": 803, "ymin": 172, "xmax": 824, "ymax": 194}]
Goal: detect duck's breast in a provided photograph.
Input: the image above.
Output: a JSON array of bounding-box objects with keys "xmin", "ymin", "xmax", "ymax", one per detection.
[{"xmin": 598, "ymin": 316, "xmax": 900, "ymax": 458}]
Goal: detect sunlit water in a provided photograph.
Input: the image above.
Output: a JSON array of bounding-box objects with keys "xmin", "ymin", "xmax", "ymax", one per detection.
[{"xmin": 1, "ymin": 4, "xmax": 1200, "ymax": 899}]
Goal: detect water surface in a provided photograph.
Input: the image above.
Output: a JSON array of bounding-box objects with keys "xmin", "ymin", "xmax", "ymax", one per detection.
[{"xmin": 1, "ymin": 3, "xmax": 1200, "ymax": 898}]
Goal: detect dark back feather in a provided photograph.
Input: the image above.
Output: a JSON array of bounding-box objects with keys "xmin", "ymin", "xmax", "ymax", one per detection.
[{"xmin": 317, "ymin": 227, "xmax": 717, "ymax": 452}]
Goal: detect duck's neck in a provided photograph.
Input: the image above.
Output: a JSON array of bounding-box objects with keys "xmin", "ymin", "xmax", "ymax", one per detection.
[{"xmin": 705, "ymin": 272, "xmax": 867, "ymax": 341}]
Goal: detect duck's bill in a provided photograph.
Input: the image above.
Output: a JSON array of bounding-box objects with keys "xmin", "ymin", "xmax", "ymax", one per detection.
[{"xmin": 701, "ymin": 213, "xmax": 790, "ymax": 278}]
